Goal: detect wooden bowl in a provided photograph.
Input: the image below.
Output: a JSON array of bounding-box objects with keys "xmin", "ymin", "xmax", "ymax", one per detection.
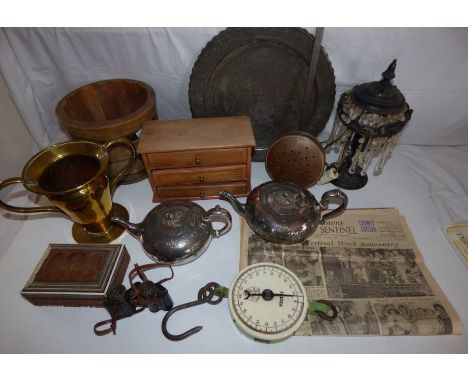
[{"xmin": 56, "ymin": 79, "xmax": 156, "ymax": 142}]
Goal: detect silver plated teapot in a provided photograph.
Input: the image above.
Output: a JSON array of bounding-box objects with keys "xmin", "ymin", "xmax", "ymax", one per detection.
[
  {"xmin": 111, "ymin": 201, "xmax": 231, "ymax": 265},
  {"xmin": 220, "ymin": 181, "xmax": 347, "ymax": 244}
]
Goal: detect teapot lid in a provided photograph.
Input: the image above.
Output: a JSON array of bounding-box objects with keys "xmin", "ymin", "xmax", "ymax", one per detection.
[
  {"xmin": 243, "ymin": 181, "xmax": 322, "ymax": 244},
  {"xmin": 249, "ymin": 181, "xmax": 320, "ymax": 222},
  {"xmin": 140, "ymin": 200, "xmax": 212, "ymax": 264}
]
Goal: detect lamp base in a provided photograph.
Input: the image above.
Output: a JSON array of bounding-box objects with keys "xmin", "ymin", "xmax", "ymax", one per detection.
[{"xmin": 331, "ymin": 164, "xmax": 368, "ymax": 190}]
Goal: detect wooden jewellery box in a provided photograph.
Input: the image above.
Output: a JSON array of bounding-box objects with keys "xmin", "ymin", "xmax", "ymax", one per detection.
[
  {"xmin": 138, "ymin": 116, "xmax": 256, "ymax": 202},
  {"xmin": 21, "ymin": 244, "xmax": 130, "ymax": 307}
]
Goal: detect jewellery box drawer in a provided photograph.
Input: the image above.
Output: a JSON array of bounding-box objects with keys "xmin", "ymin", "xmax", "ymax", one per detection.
[
  {"xmin": 151, "ymin": 165, "xmax": 247, "ymax": 186},
  {"xmin": 145, "ymin": 147, "xmax": 248, "ymax": 169},
  {"xmin": 154, "ymin": 182, "xmax": 249, "ymax": 201}
]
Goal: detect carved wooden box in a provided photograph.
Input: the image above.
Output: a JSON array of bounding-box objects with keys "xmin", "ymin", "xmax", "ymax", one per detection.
[
  {"xmin": 21, "ymin": 244, "xmax": 130, "ymax": 307},
  {"xmin": 138, "ymin": 116, "xmax": 256, "ymax": 202}
]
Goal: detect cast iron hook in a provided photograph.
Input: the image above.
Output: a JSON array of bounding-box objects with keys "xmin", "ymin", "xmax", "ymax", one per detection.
[{"xmin": 161, "ymin": 282, "xmax": 223, "ymax": 341}]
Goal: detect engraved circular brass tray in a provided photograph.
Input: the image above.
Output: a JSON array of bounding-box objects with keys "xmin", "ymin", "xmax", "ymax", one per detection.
[{"xmin": 189, "ymin": 27, "xmax": 335, "ymax": 161}]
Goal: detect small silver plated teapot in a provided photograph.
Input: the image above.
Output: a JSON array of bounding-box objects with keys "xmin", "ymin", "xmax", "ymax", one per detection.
[
  {"xmin": 111, "ymin": 201, "xmax": 231, "ymax": 265},
  {"xmin": 220, "ymin": 181, "xmax": 347, "ymax": 244}
]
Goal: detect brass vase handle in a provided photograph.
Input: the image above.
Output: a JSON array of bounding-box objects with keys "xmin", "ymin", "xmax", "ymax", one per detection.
[
  {"xmin": 102, "ymin": 138, "xmax": 137, "ymax": 194},
  {"xmin": 0, "ymin": 177, "xmax": 63, "ymax": 214}
]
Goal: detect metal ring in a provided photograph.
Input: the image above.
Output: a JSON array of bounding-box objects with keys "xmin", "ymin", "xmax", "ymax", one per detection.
[{"xmin": 198, "ymin": 282, "xmax": 223, "ymax": 305}]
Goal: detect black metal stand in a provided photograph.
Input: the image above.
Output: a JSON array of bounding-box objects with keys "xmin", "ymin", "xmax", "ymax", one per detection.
[{"xmin": 331, "ymin": 159, "xmax": 368, "ymax": 190}]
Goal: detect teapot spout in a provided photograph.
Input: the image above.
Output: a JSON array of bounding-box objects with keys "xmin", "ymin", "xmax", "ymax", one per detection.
[
  {"xmin": 219, "ymin": 191, "xmax": 247, "ymax": 217},
  {"xmin": 111, "ymin": 216, "xmax": 143, "ymax": 239}
]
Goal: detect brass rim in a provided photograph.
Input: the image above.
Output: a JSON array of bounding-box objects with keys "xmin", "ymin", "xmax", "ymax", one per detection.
[{"xmin": 22, "ymin": 140, "xmax": 109, "ymax": 196}]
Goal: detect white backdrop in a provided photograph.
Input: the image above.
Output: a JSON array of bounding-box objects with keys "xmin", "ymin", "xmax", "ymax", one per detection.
[
  {"xmin": 1, "ymin": 27, "xmax": 468, "ymax": 150},
  {"xmin": 1, "ymin": 27, "xmax": 468, "ymax": 354}
]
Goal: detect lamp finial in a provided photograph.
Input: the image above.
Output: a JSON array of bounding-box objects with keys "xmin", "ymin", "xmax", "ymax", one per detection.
[{"xmin": 382, "ymin": 59, "xmax": 397, "ymax": 82}]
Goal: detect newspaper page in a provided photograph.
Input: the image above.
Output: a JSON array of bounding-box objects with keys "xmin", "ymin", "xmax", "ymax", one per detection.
[{"xmin": 240, "ymin": 208, "xmax": 463, "ymax": 336}]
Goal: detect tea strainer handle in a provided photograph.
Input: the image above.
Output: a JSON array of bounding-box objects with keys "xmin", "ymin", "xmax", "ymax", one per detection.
[
  {"xmin": 204, "ymin": 205, "xmax": 232, "ymax": 238},
  {"xmin": 319, "ymin": 189, "xmax": 348, "ymax": 224}
]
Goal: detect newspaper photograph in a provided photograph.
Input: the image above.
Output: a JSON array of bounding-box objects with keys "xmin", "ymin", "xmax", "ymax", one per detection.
[{"xmin": 240, "ymin": 208, "xmax": 463, "ymax": 336}]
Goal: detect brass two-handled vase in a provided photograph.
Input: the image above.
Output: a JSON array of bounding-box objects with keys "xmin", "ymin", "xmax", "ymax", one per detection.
[{"xmin": 0, "ymin": 138, "xmax": 136, "ymax": 243}]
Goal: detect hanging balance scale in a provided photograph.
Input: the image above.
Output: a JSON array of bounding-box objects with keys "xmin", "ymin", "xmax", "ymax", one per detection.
[
  {"xmin": 162, "ymin": 262, "xmax": 337, "ymax": 343},
  {"xmin": 228, "ymin": 263, "xmax": 336, "ymax": 342}
]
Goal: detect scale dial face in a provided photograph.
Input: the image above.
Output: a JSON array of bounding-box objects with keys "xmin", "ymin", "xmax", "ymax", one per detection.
[{"xmin": 228, "ymin": 262, "xmax": 308, "ymax": 343}]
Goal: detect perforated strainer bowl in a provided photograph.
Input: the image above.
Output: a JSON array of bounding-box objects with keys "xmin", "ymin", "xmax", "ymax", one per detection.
[{"xmin": 265, "ymin": 132, "xmax": 325, "ymax": 188}]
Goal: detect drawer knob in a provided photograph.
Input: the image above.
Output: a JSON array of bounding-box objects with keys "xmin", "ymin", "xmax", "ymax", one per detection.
[
  {"xmin": 200, "ymin": 191, "xmax": 205, "ymax": 199},
  {"xmin": 195, "ymin": 155, "xmax": 201, "ymax": 165},
  {"xmin": 199, "ymin": 175, "xmax": 205, "ymax": 183}
]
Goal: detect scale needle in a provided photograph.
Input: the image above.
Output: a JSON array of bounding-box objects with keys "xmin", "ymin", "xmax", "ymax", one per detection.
[{"xmin": 244, "ymin": 289, "xmax": 297, "ymax": 301}]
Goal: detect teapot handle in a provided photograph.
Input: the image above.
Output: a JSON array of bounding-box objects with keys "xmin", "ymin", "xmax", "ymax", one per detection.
[
  {"xmin": 203, "ymin": 205, "xmax": 232, "ymax": 238},
  {"xmin": 319, "ymin": 189, "xmax": 348, "ymax": 224}
]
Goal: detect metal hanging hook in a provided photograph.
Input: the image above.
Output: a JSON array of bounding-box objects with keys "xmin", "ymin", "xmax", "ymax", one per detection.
[{"xmin": 161, "ymin": 282, "xmax": 224, "ymax": 341}]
